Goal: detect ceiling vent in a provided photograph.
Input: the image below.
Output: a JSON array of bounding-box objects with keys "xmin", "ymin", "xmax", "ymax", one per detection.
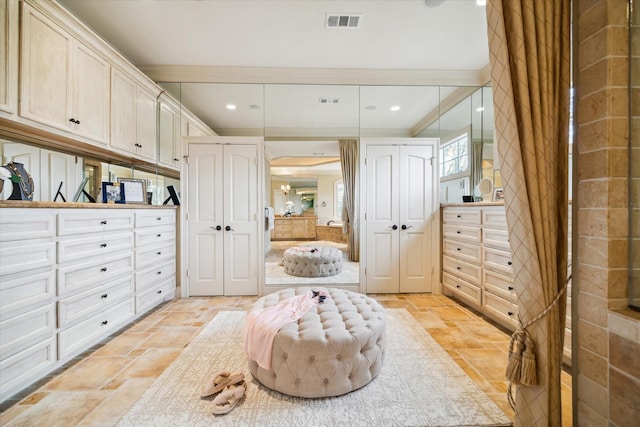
[
  {"xmin": 319, "ymin": 98, "xmax": 340, "ymax": 104},
  {"xmin": 325, "ymin": 14, "xmax": 362, "ymax": 29}
]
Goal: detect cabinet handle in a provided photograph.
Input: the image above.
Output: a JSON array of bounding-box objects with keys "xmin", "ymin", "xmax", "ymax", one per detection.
[
  {"xmin": 456, "ymin": 230, "xmax": 461, "ymax": 234},
  {"xmin": 157, "ymin": 217, "xmax": 162, "ymax": 221},
  {"xmin": 101, "ymin": 320, "xmax": 108, "ymax": 325},
  {"xmin": 507, "ymin": 261, "xmax": 513, "ymax": 266},
  {"xmin": 508, "ymin": 286, "xmax": 514, "ymax": 291},
  {"xmin": 101, "ymin": 267, "xmax": 107, "ymax": 272},
  {"xmin": 456, "ymin": 215, "xmax": 461, "ymax": 218},
  {"xmin": 456, "ymin": 285, "xmax": 461, "ymax": 289},
  {"xmin": 101, "ymin": 293, "xmax": 108, "ymax": 299},
  {"xmin": 157, "ymin": 234, "xmax": 161, "ymax": 237},
  {"xmin": 75, "ymin": 119, "xmax": 80, "ymax": 124},
  {"xmin": 173, "ymin": 158, "xmax": 179, "ymax": 162},
  {"xmin": 157, "ymin": 290, "xmax": 163, "ymax": 294},
  {"xmin": 456, "ymin": 266, "xmax": 461, "ymax": 270},
  {"xmin": 507, "ymin": 311, "xmax": 514, "ymax": 316},
  {"xmin": 100, "ymin": 220, "xmax": 107, "ymax": 225},
  {"xmin": 69, "ymin": 118, "xmax": 75, "ymax": 123},
  {"xmin": 157, "ymin": 271, "xmax": 162, "ymax": 275},
  {"xmin": 157, "ymin": 251, "xmax": 162, "ymax": 255},
  {"xmin": 456, "ymin": 247, "xmax": 461, "ymax": 251},
  {"xmin": 100, "ymin": 243, "xmax": 107, "ymax": 248}
]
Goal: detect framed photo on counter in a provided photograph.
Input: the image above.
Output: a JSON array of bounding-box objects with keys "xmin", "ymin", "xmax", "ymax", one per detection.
[
  {"xmin": 101, "ymin": 181, "xmax": 124, "ymax": 204},
  {"xmin": 118, "ymin": 178, "xmax": 147, "ymax": 204}
]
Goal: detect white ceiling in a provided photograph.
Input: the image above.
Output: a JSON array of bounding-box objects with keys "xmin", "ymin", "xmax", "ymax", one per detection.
[{"xmin": 59, "ymin": 0, "xmax": 491, "ymax": 172}]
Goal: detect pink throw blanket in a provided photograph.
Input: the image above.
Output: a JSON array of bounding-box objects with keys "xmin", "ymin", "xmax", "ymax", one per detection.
[{"xmin": 244, "ymin": 291, "xmax": 327, "ymax": 370}]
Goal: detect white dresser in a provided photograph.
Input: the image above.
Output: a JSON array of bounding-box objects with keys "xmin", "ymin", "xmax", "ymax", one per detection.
[{"xmin": 0, "ymin": 204, "xmax": 177, "ymax": 402}]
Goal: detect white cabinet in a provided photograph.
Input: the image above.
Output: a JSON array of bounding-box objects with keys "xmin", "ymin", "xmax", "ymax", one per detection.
[
  {"xmin": 364, "ymin": 142, "xmax": 437, "ymax": 293},
  {"xmin": 0, "ymin": 209, "xmax": 57, "ymax": 403},
  {"xmin": 158, "ymin": 94, "xmax": 181, "ymax": 169},
  {"xmin": 110, "ymin": 68, "xmax": 158, "ymax": 162},
  {"xmin": 20, "ymin": 3, "xmax": 110, "ymax": 145},
  {"xmin": 0, "ymin": 206, "xmax": 178, "ymax": 403},
  {"xmin": 0, "ymin": 0, "xmax": 18, "ymax": 117}
]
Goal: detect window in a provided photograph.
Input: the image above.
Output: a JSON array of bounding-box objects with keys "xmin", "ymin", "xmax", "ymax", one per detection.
[
  {"xmin": 334, "ymin": 180, "xmax": 344, "ymax": 218},
  {"xmin": 439, "ymin": 133, "xmax": 469, "ymax": 179}
]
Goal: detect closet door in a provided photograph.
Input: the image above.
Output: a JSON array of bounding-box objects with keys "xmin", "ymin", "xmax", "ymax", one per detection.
[
  {"xmin": 365, "ymin": 145, "xmax": 400, "ymax": 293},
  {"xmin": 186, "ymin": 143, "xmax": 258, "ymax": 296},
  {"xmin": 365, "ymin": 144, "xmax": 435, "ymax": 293},
  {"xmin": 187, "ymin": 144, "xmax": 224, "ymax": 296},
  {"xmin": 398, "ymin": 145, "xmax": 434, "ymax": 293}
]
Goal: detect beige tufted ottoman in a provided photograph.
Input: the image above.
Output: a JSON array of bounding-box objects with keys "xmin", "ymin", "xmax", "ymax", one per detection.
[
  {"xmin": 283, "ymin": 246, "xmax": 343, "ymax": 277},
  {"xmin": 247, "ymin": 287, "xmax": 386, "ymax": 398}
]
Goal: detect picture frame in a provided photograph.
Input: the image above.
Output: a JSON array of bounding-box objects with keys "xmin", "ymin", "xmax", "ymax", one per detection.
[
  {"xmin": 493, "ymin": 187, "xmax": 504, "ymax": 202},
  {"xmin": 101, "ymin": 181, "xmax": 125, "ymax": 204},
  {"xmin": 118, "ymin": 178, "xmax": 147, "ymax": 204}
]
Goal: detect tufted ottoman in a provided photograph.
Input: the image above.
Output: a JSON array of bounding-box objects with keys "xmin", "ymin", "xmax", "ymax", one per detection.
[
  {"xmin": 247, "ymin": 287, "xmax": 386, "ymax": 398},
  {"xmin": 283, "ymin": 246, "xmax": 343, "ymax": 277}
]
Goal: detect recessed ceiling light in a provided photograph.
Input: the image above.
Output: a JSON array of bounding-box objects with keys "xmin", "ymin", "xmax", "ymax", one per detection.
[
  {"xmin": 390, "ymin": 105, "xmax": 400, "ymax": 112},
  {"xmin": 250, "ymin": 104, "xmax": 261, "ymax": 110},
  {"xmin": 226, "ymin": 104, "xmax": 237, "ymax": 110},
  {"xmin": 476, "ymin": 106, "xmax": 485, "ymax": 112},
  {"xmin": 366, "ymin": 105, "xmax": 377, "ymax": 111}
]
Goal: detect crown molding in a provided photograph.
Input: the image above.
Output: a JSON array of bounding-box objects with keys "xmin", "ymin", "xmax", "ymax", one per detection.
[{"xmin": 138, "ymin": 65, "xmax": 490, "ymax": 87}]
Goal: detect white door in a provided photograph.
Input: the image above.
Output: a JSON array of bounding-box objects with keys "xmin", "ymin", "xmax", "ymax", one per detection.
[
  {"xmin": 365, "ymin": 144, "xmax": 434, "ymax": 293},
  {"xmin": 39, "ymin": 149, "xmax": 82, "ymax": 202},
  {"xmin": 187, "ymin": 143, "xmax": 258, "ymax": 296}
]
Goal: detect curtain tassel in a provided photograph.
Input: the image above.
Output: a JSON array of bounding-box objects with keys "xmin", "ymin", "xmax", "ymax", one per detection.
[
  {"xmin": 520, "ymin": 336, "xmax": 537, "ymax": 386},
  {"xmin": 505, "ymin": 330, "xmax": 525, "ymax": 384}
]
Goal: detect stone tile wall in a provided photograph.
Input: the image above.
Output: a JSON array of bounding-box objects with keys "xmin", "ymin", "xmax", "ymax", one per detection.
[{"xmin": 575, "ymin": 0, "xmax": 640, "ymax": 425}]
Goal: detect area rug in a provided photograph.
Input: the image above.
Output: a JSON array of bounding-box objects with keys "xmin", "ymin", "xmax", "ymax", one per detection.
[{"xmin": 117, "ymin": 309, "xmax": 511, "ymax": 426}]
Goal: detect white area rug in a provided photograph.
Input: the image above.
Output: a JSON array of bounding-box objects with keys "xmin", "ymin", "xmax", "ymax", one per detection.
[{"xmin": 117, "ymin": 309, "xmax": 511, "ymax": 426}]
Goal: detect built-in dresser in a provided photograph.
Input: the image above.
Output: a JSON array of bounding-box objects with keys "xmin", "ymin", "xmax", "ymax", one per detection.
[{"xmin": 0, "ymin": 203, "xmax": 177, "ymax": 403}]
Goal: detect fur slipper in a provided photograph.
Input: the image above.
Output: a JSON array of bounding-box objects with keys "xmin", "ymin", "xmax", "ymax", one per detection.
[
  {"xmin": 212, "ymin": 380, "xmax": 247, "ymax": 415},
  {"xmin": 200, "ymin": 371, "xmax": 244, "ymax": 398}
]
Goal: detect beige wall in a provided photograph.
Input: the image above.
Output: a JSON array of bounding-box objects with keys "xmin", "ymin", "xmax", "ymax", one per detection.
[{"xmin": 575, "ymin": 1, "xmax": 640, "ymax": 426}]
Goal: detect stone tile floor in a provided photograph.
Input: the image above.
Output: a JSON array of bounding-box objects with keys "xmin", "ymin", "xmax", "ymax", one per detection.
[{"xmin": 0, "ymin": 294, "xmax": 572, "ymax": 426}]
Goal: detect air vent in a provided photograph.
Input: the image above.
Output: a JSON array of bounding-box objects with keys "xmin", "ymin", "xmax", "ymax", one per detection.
[
  {"xmin": 325, "ymin": 14, "xmax": 362, "ymax": 29},
  {"xmin": 319, "ymin": 98, "xmax": 340, "ymax": 104}
]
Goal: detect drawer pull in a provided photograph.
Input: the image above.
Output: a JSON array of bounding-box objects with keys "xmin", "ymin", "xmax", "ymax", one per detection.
[
  {"xmin": 157, "ymin": 234, "xmax": 161, "ymax": 237},
  {"xmin": 157, "ymin": 290, "xmax": 163, "ymax": 294},
  {"xmin": 456, "ymin": 266, "xmax": 461, "ymax": 270},
  {"xmin": 456, "ymin": 285, "xmax": 461, "ymax": 289},
  {"xmin": 101, "ymin": 320, "xmax": 108, "ymax": 325},
  {"xmin": 157, "ymin": 271, "xmax": 162, "ymax": 275},
  {"xmin": 100, "ymin": 243, "xmax": 107, "ymax": 248},
  {"xmin": 507, "ymin": 311, "xmax": 514, "ymax": 316},
  {"xmin": 456, "ymin": 247, "xmax": 461, "ymax": 251},
  {"xmin": 100, "ymin": 267, "xmax": 108, "ymax": 272},
  {"xmin": 157, "ymin": 251, "xmax": 162, "ymax": 255},
  {"xmin": 100, "ymin": 220, "xmax": 107, "ymax": 225},
  {"xmin": 508, "ymin": 286, "xmax": 514, "ymax": 291},
  {"xmin": 456, "ymin": 215, "xmax": 461, "ymax": 218},
  {"xmin": 157, "ymin": 217, "xmax": 162, "ymax": 221},
  {"xmin": 456, "ymin": 230, "xmax": 461, "ymax": 234},
  {"xmin": 507, "ymin": 261, "xmax": 513, "ymax": 266},
  {"xmin": 101, "ymin": 293, "xmax": 108, "ymax": 299}
]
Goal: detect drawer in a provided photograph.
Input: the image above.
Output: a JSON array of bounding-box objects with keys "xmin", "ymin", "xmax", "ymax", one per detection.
[
  {"xmin": 58, "ymin": 274, "xmax": 134, "ymax": 329},
  {"xmin": 0, "ymin": 267, "xmax": 56, "ymax": 320},
  {"xmin": 136, "ymin": 278, "xmax": 176, "ymax": 315},
  {"xmin": 0, "ymin": 303, "xmax": 56, "ymax": 360},
  {"xmin": 0, "ymin": 336, "xmax": 57, "ymax": 403},
  {"xmin": 58, "ymin": 231, "xmax": 134, "ymax": 263},
  {"xmin": 442, "ymin": 239, "xmax": 481, "ymax": 264},
  {"xmin": 134, "ymin": 225, "xmax": 175, "ymax": 247},
  {"xmin": 275, "ymin": 221, "xmax": 292, "ymax": 231},
  {"xmin": 135, "ymin": 241, "xmax": 175, "ymax": 270},
  {"xmin": 482, "ymin": 228, "xmax": 510, "ymax": 250},
  {"xmin": 135, "ymin": 210, "xmax": 176, "ymax": 228},
  {"xmin": 443, "ymin": 255, "xmax": 481, "ymax": 285},
  {"xmin": 483, "ymin": 292, "xmax": 519, "ymax": 330},
  {"xmin": 483, "ymin": 269, "xmax": 517, "ymax": 303},
  {"xmin": 0, "ymin": 210, "xmax": 55, "ymax": 242},
  {"xmin": 482, "ymin": 246, "xmax": 514, "ymax": 276},
  {"xmin": 482, "ymin": 207, "xmax": 508, "ymax": 228},
  {"xmin": 442, "ymin": 272, "xmax": 482, "ymax": 309},
  {"xmin": 135, "ymin": 260, "xmax": 176, "ymax": 292},
  {"xmin": 58, "ymin": 297, "xmax": 135, "ymax": 360},
  {"xmin": 57, "ymin": 252, "xmax": 134, "ymax": 297},
  {"xmin": 442, "ymin": 208, "xmax": 482, "ymax": 225},
  {"xmin": 0, "ymin": 240, "xmax": 55, "ymax": 277},
  {"xmin": 57, "ymin": 210, "xmax": 133, "ymax": 236},
  {"xmin": 442, "ymin": 224, "xmax": 481, "ymax": 244}
]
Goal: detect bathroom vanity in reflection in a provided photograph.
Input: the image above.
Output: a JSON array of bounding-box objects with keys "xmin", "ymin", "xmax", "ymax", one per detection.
[{"xmin": 272, "ymin": 216, "xmax": 317, "ymax": 240}]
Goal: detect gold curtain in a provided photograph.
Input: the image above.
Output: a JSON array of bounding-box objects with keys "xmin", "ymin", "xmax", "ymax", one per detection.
[
  {"xmin": 486, "ymin": 0, "xmax": 570, "ymax": 425},
  {"xmin": 338, "ymin": 139, "xmax": 359, "ymax": 262}
]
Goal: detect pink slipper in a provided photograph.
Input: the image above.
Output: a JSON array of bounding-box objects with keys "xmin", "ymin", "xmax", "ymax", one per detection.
[
  {"xmin": 200, "ymin": 371, "xmax": 244, "ymax": 398},
  {"xmin": 212, "ymin": 380, "xmax": 247, "ymax": 415}
]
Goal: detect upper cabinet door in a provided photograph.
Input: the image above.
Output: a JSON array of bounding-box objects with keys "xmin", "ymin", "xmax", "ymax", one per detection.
[
  {"xmin": 158, "ymin": 96, "xmax": 180, "ymax": 169},
  {"xmin": 72, "ymin": 42, "xmax": 110, "ymax": 145},
  {"xmin": 135, "ymin": 87, "xmax": 157, "ymax": 162},
  {"xmin": 110, "ymin": 68, "xmax": 137, "ymax": 153},
  {"xmin": 0, "ymin": 0, "xmax": 18, "ymax": 116},
  {"xmin": 20, "ymin": 3, "xmax": 110, "ymax": 146},
  {"xmin": 20, "ymin": 3, "xmax": 73, "ymax": 130}
]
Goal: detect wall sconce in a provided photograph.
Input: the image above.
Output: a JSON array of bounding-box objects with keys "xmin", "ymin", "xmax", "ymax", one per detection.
[{"xmin": 281, "ymin": 184, "xmax": 290, "ymax": 196}]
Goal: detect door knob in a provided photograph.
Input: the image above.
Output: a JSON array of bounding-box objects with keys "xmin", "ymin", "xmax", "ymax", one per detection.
[
  {"xmin": 225, "ymin": 225, "xmax": 234, "ymax": 231},
  {"xmin": 391, "ymin": 224, "xmax": 398, "ymax": 230},
  {"xmin": 210, "ymin": 225, "xmax": 222, "ymax": 231},
  {"xmin": 401, "ymin": 225, "xmax": 413, "ymax": 230}
]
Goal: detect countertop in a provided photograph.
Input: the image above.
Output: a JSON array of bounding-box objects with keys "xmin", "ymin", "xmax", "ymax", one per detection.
[{"xmin": 0, "ymin": 200, "xmax": 178, "ymax": 209}]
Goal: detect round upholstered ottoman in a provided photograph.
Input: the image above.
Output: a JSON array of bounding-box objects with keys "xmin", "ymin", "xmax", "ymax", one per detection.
[
  {"xmin": 283, "ymin": 246, "xmax": 343, "ymax": 277},
  {"xmin": 247, "ymin": 287, "xmax": 386, "ymax": 398}
]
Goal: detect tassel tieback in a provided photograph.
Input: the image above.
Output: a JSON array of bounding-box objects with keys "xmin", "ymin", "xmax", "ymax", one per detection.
[{"xmin": 505, "ymin": 329, "xmax": 537, "ymax": 386}]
